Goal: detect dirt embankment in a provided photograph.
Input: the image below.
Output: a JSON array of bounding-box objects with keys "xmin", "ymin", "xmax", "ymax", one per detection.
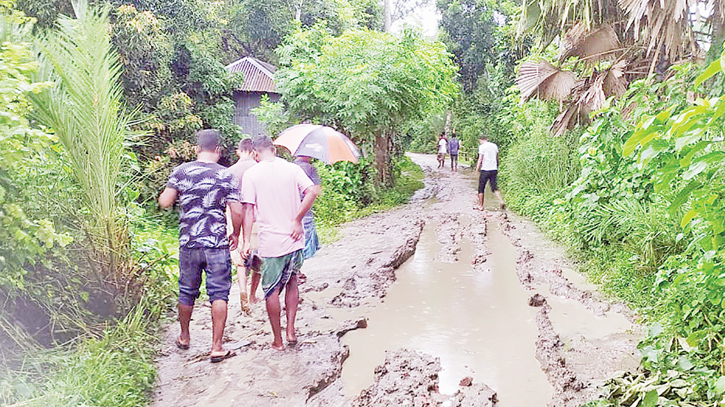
[{"xmin": 152, "ymin": 153, "xmax": 640, "ymax": 407}]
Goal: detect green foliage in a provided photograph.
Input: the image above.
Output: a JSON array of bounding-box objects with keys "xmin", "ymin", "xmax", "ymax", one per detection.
[
  {"xmin": 1, "ymin": 295, "xmax": 165, "ymax": 406},
  {"xmin": 275, "ymin": 24, "xmax": 458, "ymax": 185},
  {"xmin": 314, "ymin": 155, "xmax": 424, "ymax": 242}
]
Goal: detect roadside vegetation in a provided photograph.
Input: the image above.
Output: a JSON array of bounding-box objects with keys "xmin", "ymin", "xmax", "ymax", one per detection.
[
  {"xmin": 465, "ymin": 0, "xmax": 725, "ymax": 405},
  {"xmin": 0, "ymin": 0, "xmax": 442, "ymax": 405}
]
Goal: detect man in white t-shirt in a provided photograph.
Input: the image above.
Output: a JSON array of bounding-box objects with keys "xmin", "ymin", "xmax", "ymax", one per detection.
[
  {"xmin": 437, "ymin": 134, "xmax": 448, "ymax": 169},
  {"xmin": 241, "ymin": 136, "xmax": 320, "ymax": 351},
  {"xmin": 475, "ymin": 134, "xmax": 505, "ymax": 211}
]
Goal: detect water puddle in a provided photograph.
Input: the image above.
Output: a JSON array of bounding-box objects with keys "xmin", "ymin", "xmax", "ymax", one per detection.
[
  {"xmin": 334, "ymin": 219, "xmax": 553, "ymax": 406},
  {"xmin": 537, "ymin": 283, "xmax": 633, "ymax": 341}
]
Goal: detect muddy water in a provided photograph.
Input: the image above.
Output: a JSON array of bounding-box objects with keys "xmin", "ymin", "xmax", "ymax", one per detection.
[{"xmin": 333, "ymin": 219, "xmax": 553, "ymax": 406}]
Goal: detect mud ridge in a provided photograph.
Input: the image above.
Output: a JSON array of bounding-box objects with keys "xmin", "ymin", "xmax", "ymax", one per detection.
[{"xmin": 493, "ymin": 211, "xmax": 642, "ymax": 407}]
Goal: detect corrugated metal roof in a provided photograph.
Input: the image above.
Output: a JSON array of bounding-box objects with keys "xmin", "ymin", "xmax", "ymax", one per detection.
[{"xmin": 225, "ymin": 57, "xmax": 278, "ymax": 93}]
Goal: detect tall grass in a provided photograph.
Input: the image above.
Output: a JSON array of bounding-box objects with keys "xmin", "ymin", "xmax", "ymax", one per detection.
[
  {"xmin": 30, "ymin": 0, "xmax": 138, "ymax": 270},
  {"xmin": 2, "ymin": 296, "xmax": 161, "ymax": 407}
]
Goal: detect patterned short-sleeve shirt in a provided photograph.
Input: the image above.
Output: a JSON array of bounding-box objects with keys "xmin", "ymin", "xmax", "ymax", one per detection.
[{"xmin": 167, "ymin": 161, "xmax": 241, "ymax": 249}]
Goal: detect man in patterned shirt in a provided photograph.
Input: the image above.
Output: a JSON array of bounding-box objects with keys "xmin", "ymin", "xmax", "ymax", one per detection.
[{"xmin": 159, "ymin": 129, "xmax": 242, "ymax": 363}]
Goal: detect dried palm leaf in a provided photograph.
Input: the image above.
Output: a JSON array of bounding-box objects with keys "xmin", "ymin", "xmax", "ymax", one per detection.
[
  {"xmin": 517, "ymin": 60, "xmax": 577, "ymax": 102},
  {"xmin": 551, "ymin": 104, "xmax": 583, "ymax": 137},
  {"xmin": 560, "ymin": 23, "xmax": 622, "ymax": 63},
  {"xmin": 602, "ymin": 60, "xmax": 628, "ymax": 98},
  {"xmin": 619, "ymin": 0, "xmax": 697, "ymax": 65}
]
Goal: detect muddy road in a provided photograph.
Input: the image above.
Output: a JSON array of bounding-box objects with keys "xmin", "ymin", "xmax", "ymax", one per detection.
[{"xmin": 152, "ymin": 153, "xmax": 641, "ymax": 407}]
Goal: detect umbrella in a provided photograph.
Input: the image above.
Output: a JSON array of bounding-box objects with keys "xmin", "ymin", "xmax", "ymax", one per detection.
[{"xmin": 274, "ymin": 124, "xmax": 360, "ymax": 164}]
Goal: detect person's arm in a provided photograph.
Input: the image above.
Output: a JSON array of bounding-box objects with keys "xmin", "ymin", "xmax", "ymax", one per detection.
[
  {"xmin": 475, "ymin": 153, "xmax": 483, "ymax": 172},
  {"xmin": 241, "ymin": 203, "xmax": 254, "ymax": 258},
  {"xmin": 228, "ymin": 201, "xmax": 243, "ymax": 251},
  {"xmin": 496, "ymin": 152, "xmax": 500, "ymax": 168},
  {"xmin": 158, "ymin": 187, "xmax": 178, "ymax": 209},
  {"xmin": 291, "ymin": 185, "xmax": 320, "ymax": 240}
]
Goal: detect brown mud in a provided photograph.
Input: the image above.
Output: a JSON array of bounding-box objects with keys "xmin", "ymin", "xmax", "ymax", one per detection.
[{"xmin": 151, "ymin": 153, "xmax": 641, "ymax": 407}]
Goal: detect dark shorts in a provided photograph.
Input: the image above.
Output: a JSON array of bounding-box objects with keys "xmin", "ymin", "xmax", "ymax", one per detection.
[
  {"xmin": 450, "ymin": 154, "xmax": 458, "ymax": 164},
  {"xmin": 437, "ymin": 153, "xmax": 446, "ymax": 161},
  {"xmin": 478, "ymin": 170, "xmax": 498, "ymax": 193},
  {"xmin": 178, "ymin": 247, "xmax": 232, "ymax": 306}
]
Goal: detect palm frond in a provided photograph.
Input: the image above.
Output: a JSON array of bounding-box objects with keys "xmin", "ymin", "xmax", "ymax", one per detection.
[
  {"xmin": 603, "ymin": 60, "xmax": 628, "ymax": 97},
  {"xmin": 619, "ymin": 0, "xmax": 697, "ymax": 63},
  {"xmin": 517, "ymin": 59, "xmax": 578, "ymax": 102},
  {"xmin": 560, "ymin": 23, "xmax": 622, "ymax": 63},
  {"xmin": 29, "ymin": 0, "xmax": 138, "ymax": 256}
]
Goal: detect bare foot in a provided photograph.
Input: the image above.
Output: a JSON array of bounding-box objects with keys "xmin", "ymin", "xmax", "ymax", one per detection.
[
  {"xmin": 249, "ymin": 294, "xmax": 258, "ymax": 304},
  {"xmin": 270, "ymin": 342, "xmax": 285, "ymax": 351}
]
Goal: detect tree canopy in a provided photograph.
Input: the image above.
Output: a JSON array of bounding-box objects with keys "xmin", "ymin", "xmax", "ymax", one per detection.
[{"xmin": 275, "ymin": 26, "xmax": 458, "ymax": 185}]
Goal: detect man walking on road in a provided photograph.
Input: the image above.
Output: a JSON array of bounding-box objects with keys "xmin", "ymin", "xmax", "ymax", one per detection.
[
  {"xmin": 475, "ymin": 134, "xmax": 505, "ymax": 211},
  {"xmin": 293, "ymin": 155, "xmax": 322, "ymax": 266},
  {"xmin": 227, "ymin": 138, "xmax": 260, "ymax": 312},
  {"xmin": 449, "ymin": 134, "xmax": 460, "ymax": 172},
  {"xmin": 159, "ymin": 129, "xmax": 242, "ymax": 363},
  {"xmin": 437, "ymin": 133, "xmax": 448, "ymax": 169},
  {"xmin": 241, "ymin": 136, "xmax": 320, "ymax": 351}
]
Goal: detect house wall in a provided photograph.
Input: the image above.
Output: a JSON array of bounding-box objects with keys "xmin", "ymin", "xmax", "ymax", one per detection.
[{"xmin": 233, "ymin": 91, "xmax": 280, "ymax": 137}]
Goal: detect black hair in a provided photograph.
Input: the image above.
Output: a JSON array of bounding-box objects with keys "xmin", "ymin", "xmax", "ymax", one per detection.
[{"xmin": 196, "ymin": 129, "xmax": 221, "ymax": 152}]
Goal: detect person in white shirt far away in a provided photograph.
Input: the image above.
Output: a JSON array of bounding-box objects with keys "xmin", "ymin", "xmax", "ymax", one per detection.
[
  {"xmin": 475, "ymin": 134, "xmax": 505, "ymax": 211},
  {"xmin": 437, "ymin": 133, "xmax": 448, "ymax": 169}
]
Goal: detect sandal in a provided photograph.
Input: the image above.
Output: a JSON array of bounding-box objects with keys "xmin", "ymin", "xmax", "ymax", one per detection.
[
  {"xmin": 210, "ymin": 350, "xmax": 236, "ymax": 363},
  {"xmin": 176, "ymin": 337, "xmax": 190, "ymax": 350}
]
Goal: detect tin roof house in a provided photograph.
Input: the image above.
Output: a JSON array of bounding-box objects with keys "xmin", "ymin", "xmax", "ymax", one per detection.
[{"xmin": 225, "ymin": 56, "xmax": 280, "ymax": 137}]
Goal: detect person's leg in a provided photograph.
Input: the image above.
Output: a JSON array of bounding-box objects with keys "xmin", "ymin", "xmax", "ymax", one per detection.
[
  {"xmin": 205, "ymin": 248, "xmax": 233, "ymax": 358},
  {"xmin": 178, "ymin": 249, "xmax": 202, "ymax": 347},
  {"xmin": 178, "ymin": 303, "xmax": 193, "ymax": 347},
  {"xmin": 238, "ymin": 265, "xmax": 250, "ymax": 308},
  {"xmin": 285, "ymin": 273, "xmax": 300, "ymax": 343},
  {"xmin": 491, "ymin": 171, "xmax": 504, "ymax": 209},
  {"xmin": 249, "ymin": 270, "xmax": 261, "ymax": 303},
  {"xmin": 477, "ymin": 171, "xmax": 486, "ymax": 210},
  {"xmin": 265, "ymin": 288, "xmax": 284, "ymax": 350},
  {"xmin": 210, "ymin": 299, "xmax": 228, "ymax": 355}
]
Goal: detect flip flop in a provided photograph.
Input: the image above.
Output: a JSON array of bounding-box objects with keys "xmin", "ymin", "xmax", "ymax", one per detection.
[
  {"xmin": 176, "ymin": 337, "xmax": 190, "ymax": 350},
  {"xmin": 287, "ymin": 339, "xmax": 298, "ymax": 348},
  {"xmin": 210, "ymin": 350, "xmax": 236, "ymax": 363}
]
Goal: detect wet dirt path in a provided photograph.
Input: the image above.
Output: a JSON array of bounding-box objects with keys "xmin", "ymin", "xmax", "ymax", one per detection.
[{"xmin": 151, "ymin": 153, "xmax": 641, "ymax": 407}]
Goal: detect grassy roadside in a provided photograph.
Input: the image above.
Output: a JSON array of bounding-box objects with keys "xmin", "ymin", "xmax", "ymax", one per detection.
[
  {"xmin": 1, "ymin": 219, "xmax": 178, "ymax": 407},
  {"xmin": 317, "ymin": 155, "xmax": 425, "ymax": 244}
]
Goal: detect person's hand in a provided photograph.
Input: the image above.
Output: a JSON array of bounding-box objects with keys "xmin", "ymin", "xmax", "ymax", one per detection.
[
  {"xmin": 291, "ymin": 219, "xmax": 303, "ymax": 241},
  {"xmin": 241, "ymin": 241, "xmax": 251, "ymax": 260},
  {"xmin": 229, "ymin": 234, "xmax": 239, "ymax": 251}
]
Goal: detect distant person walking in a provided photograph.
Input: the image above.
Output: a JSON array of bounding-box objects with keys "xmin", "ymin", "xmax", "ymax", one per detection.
[
  {"xmin": 449, "ymin": 134, "xmax": 460, "ymax": 172},
  {"xmin": 227, "ymin": 138, "xmax": 261, "ymax": 312},
  {"xmin": 475, "ymin": 134, "xmax": 505, "ymax": 211},
  {"xmin": 159, "ymin": 129, "xmax": 241, "ymax": 363},
  {"xmin": 241, "ymin": 137, "xmax": 320, "ymax": 351},
  {"xmin": 293, "ymin": 156, "xmax": 321, "ymax": 264},
  {"xmin": 437, "ymin": 134, "xmax": 448, "ymax": 169}
]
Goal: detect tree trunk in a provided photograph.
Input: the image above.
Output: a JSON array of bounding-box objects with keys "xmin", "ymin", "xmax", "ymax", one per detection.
[
  {"xmin": 444, "ymin": 111, "xmax": 452, "ymax": 136},
  {"xmin": 384, "ymin": 0, "xmax": 392, "ymax": 32},
  {"xmin": 375, "ymin": 130, "xmax": 393, "ymax": 187}
]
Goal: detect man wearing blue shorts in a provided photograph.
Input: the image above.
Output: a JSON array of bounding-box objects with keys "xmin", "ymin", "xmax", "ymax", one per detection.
[{"xmin": 159, "ymin": 129, "xmax": 242, "ymax": 363}]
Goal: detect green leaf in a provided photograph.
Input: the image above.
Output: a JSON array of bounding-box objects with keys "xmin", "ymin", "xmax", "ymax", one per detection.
[
  {"xmin": 714, "ymin": 376, "xmax": 725, "ymax": 394},
  {"xmin": 695, "ymin": 59, "xmax": 722, "ymax": 88},
  {"xmin": 641, "ymin": 389, "xmax": 658, "ymax": 407},
  {"xmin": 670, "ymin": 181, "xmax": 701, "ymax": 213},
  {"xmin": 682, "ymin": 161, "xmax": 707, "ymax": 180}
]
